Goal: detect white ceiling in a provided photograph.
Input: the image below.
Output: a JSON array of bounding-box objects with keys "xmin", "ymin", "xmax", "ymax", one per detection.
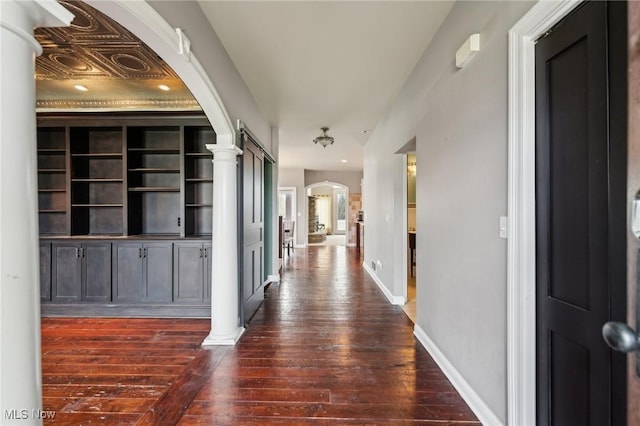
[{"xmin": 198, "ymin": 1, "xmax": 453, "ymax": 171}]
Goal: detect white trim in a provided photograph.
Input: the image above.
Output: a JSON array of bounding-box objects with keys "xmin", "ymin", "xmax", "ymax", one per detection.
[
  {"xmin": 363, "ymin": 262, "xmax": 406, "ymax": 305},
  {"xmin": 202, "ymin": 327, "xmax": 246, "ymax": 346},
  {"xmin": 278, "ymin": 186, "xmax": 297, "ymax": 246},
  {"xmin": 267, "ymin": 274, "xmax": 280, "ymax": 283},
  {"xmin": 414, "ymin": 325, "xmax": 503, "ymax": 426},
  {"xmin": 507, "ymin": 1, "xmax": 582, "ymax": 425}
]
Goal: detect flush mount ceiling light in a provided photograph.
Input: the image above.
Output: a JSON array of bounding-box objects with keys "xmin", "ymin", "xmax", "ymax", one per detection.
[{"xmin": 313, "ymin": 127, "xmax": 334, "ymax": 148}]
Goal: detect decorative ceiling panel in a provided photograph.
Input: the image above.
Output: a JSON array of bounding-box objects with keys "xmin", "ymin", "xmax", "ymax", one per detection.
[{"xmin": 34, "ymin": 0, "xmax": 195, "ymax": 111}]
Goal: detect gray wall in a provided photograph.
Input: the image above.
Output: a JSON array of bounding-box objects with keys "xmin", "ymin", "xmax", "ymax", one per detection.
[
  {"xmin": 149, "ymin": 1, "xmax": 273, "ymax": 154},
  {"xmin": 304, "ymin": 170, "xmax": 363, "ymax": 194},
  {"xmin": 363, "ymin": 1, "xmax": 533, "ymax": 422}
]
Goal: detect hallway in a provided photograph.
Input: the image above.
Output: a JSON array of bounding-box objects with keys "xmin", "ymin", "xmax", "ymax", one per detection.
[{"xmin": 41, "ymin": 246, "xmax": 478, "ymax": 424}]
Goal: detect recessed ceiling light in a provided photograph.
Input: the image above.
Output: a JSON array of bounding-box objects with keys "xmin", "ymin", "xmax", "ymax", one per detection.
[
  {"xmin": 341, "ymin": 159, "xmax": 348, "ymax": 163},
  {"xmin": 158, "ymin": 84, "xmax": 170, "ymax": 91},
  {"xmin": 74, "ymin": 84, "xmax": 88, "ymax": 92}
]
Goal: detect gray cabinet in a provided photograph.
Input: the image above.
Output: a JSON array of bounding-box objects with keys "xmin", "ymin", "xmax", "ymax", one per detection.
[
  {"xmin": 113, "ymin": 241, "xmax": 173, "ymax": 302},
  {"xmin": 83, "ymin": 243, "xmax": 112, "ymax": 302},
  {"xmin": 173, "ymin": 242, "xmax": 211, "ymax": 303},
  {"xmin": 52, "ymin": 242, "xmax": 111, "ymax": 303},
  {"xmin": 40, "ymin": 242, "xmax": 52, "ymax": 302}
]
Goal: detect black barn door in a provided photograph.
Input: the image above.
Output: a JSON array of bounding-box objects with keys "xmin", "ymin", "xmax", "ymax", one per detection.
[
  {"xmin": 240, "ymin": 133, "xmax": 264, "ymax": 323},
  {"xmin": 535, "ymin": 1, "xmax": 627, "ymax": 425}
]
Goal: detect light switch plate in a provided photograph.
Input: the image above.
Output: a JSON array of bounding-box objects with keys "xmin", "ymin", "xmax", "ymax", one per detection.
[{"xmin": 499, "ymin": 216, "xmax": 508, "ymax": 239}]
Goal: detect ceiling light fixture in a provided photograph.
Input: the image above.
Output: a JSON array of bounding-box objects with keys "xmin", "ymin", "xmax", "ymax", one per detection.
[
  {"xmin": 158, "ymin": 84, "xmax": 170, "ymax": 91},
  {"xmin": 313, "ymin": 127, "xmax": 334, "ymax": 148},
  {"xmin": 341, "ymin": 159, "xmax": 348, "ymax": 163},
  {"xmin": 74, "ymin": 84, "xmax": 88, "ymax": 92}
]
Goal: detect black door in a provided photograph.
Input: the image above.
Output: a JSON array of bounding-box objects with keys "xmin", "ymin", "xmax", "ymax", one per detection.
[
  {"xmin": 241, "ymin": 134, "xmax": 264, "ymax": 323},
  {"xmin": 535, "ymin": 1, "xmax": 627, "ymax": 425}
]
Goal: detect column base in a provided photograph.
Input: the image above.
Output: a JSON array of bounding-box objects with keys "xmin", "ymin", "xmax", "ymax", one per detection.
[{"xmin": 202, "ymin": 327, "xmax": 246, "ymax": 346}]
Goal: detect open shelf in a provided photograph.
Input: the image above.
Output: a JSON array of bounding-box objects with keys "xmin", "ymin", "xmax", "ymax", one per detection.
[
  {"xmin": 37, "ymin": 115, "xmax": 217, "ymax": 238},
  {"xmin": 39, "ymin": 169, "xmax": 66, "ymax": 173},
  {"xmin": 37, "ymin": 148, "xmax": 66, "ymax": 153},
  {"xmin": 128, "ymin": 148, "xmax": 180, "ymax": 154},
  {"xmin": 72, "ymin": 178, "xmax": 123, "ymax": 183},
  {"xmin": 185, "ymin": 178, "xmax": 213, "ymax": 183},
  {"xmin": 129, "ymin": 187, "xmax": 180, "ymax": 192},
  {"xmin": 128, "ymin": 168, "xmax": 180, "ymax": 173},
  {"xmin": 72, "ymin": 204, "xmax": 124, "ymax": 208}
]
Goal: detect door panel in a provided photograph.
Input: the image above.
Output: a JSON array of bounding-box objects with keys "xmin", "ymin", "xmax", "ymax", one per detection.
[
  {"xmin": 242, "ymin": 136, "xmax": 264, "ymax": 322},
  {"xmin": 627, "ymin": 1, "xmax": 640, "ymax": 422},
  {"xmin": 535, "ymin": 2, "xmax": 627, "ymax": 425},
  {"xmin": 83, "ymin": 243, "xmax": 111, "ymax": 302},
  {"xmin": 52, "ymin": 243, "xmax": 82, "ymax": 302},
  {"xmin": 40, "ymin": 242, "xmax": 51, "ymax": 302},
  {"xmin": 204, "ymin": 242, "xmax": 212, "ymax": 301},
  {"xmin": 144, "ymin": 242, "xmax": 173, "ymax": 302},
  {"xmin": 173, "ymin": 242, "xmax": 204, "ymax": 303},
  {"xmin": 113, "ymin": 243, "xmax": 144, "ymax": 301}
]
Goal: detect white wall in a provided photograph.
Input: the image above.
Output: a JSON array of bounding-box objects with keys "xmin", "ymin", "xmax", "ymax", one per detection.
[{"xmin": 363, "ymin": 1, "xmax": 533, "ymax": 423}]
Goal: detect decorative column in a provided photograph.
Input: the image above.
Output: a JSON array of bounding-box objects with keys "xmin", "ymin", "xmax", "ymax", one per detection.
[
  {"xmin": 202, "ymin": 143, "xmax": 245, "ymax": 345},
  {"xmin": 0, "ymin": 0, "xmax": 73, "ymax": 423}
]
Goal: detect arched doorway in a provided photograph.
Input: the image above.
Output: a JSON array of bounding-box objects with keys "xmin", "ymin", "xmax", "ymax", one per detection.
[{"xmin": 305, "ymin": 181, "xmax": 350, "ymax": 246}]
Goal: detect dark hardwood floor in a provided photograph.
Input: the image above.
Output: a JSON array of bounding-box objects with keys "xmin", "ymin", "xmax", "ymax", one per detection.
[{"xmin": 41, "ymin": 245, "xmax": 479, "ymax": 425}]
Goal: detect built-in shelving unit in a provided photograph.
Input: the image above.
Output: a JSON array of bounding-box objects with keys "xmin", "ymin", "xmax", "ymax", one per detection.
[
  {"xmin": 36, "ymin": 113, "xmax": 216, "ymax": 317},
  {"xmin": 184, "ymin": 126, "xmax": 214, "ymax": 236},
  {"xmin": 127, "ymin": 126, "xmax": 181, "ymax": 236},
  {"xmin": 37, "ymin": 127, "xmax": 68, "ymax": 235},
  {"xmin": 70, "ymin": 127, "xmax": 125, "ymax": 236}
]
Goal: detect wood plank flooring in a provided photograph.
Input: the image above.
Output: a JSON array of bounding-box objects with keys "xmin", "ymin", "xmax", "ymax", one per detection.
[{"xmin": 41, "ymin": 245, "xmax": 479, "ymax": 425}]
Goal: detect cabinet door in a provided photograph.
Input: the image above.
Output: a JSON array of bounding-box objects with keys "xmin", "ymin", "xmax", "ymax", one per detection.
[
  {"xmin": 83, "ymin": 242, "xmax": 112, "ymax": 302},
  {"xmin": 204, "ymin": 242, "xmax": 212, "ymax": 302},
  {"xmin": 52, "ymin": 243, "xmax": 82, "ymax": 302},
  {"xmin": 173, "ymin": 242, "xmax": 204, "ymax": 303},
  {"xmin": 40, "ymin": 242, "xmax": 52, "ymax": 302},
  {"xmin": 113, "ymin": 243, "xmax": 144, "ymax": 302},
  {"xmin": 144, "ymin": 242, "xmax": 173, "ymax": 302}
]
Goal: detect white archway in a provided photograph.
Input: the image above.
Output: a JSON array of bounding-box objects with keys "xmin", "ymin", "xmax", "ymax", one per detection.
[
  {"xmin": 305, "ymin": 181, "xmax": 350, "ymax": 246},
  {"xmin": 85, "ymin": 1, "xmax": 235, "ymax": 145},
  {"xmin": 83, "ymin": 1, "xmax": 245, "ymax": 345}
]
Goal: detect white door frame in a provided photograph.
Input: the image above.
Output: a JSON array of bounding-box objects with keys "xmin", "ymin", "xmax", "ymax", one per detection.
[
  {"xmin": 278, "ymin": 186, "xmax": 297, "ymax": 243},
  {"xmin": 507, "ymin": 1, "xmax": 583, "ymax": 424}
]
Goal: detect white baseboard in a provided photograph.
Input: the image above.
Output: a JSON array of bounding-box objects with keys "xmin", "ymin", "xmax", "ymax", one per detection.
[
  {"xmin": 363, "ymin": 262, "xmax": 405, "ymax": 305},
  {"xmin": 266, "ymin": 274, "xmax": 280, "ymax": 283},
  {"xmin": 413, "ymin": 325, "xmax": 504, "ymax": 426}
]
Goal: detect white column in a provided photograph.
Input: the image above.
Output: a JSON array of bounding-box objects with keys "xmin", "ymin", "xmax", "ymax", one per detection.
[
  {"xmin": 202, "ymin": 143, "xmax": 245, "ymax": 345},
  {"xmin": 0, "ymin": 1, "xmax": 73, "ymax": 423}
]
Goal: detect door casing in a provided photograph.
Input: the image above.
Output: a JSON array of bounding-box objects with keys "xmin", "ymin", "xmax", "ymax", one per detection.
[{"xmin": 508, "ymin": 1, "xmax": 628, "ymax": 424}]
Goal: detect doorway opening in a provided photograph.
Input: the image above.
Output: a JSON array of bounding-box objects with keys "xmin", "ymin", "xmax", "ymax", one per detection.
[
  {"xmin": 306, "ymin": 182, "xmax": 349, "ymax": 246},
  {"xmin": 278, "ymin": 187, "xmax": 297, "ymax": 259},
  {"xmin": 405, "ymin": 153, "xmax": 417, "ymax": 322}
]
